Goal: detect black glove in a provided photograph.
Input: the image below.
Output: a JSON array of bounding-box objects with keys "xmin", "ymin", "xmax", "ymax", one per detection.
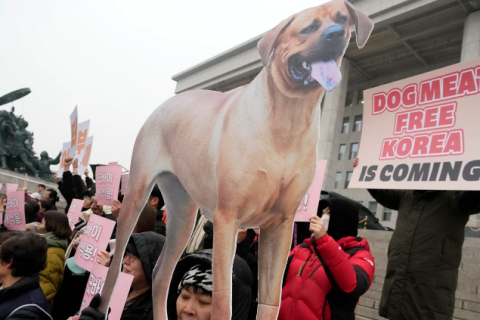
[{"xmin": 79, "ymin": 294, "xmax": 107, "ymax": 320}]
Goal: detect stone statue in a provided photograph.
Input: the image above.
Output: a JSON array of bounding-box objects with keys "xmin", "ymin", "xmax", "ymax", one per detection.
[
  {"xmin": 8, "ymin": 119, "xmax": 37, "ymax": 175},
  {"xmin": 0, "ymin": 108, "xmax": 18, "ymax": 169},
  {"xmin": 0, "ymin": 103, "xmax": 62, "ymax": 181},
  {"xmin": 36, "ymin": 151, "xmax": 61, "ymax": 182}
]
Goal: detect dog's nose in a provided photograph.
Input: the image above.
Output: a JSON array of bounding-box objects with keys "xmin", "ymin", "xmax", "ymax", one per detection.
[{"xmin": 324, "ymin": 25, "xmax": 345, "ymax": 41}]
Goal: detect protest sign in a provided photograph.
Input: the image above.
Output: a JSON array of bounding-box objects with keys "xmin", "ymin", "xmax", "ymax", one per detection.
[
  {"xmin": 57, "ymin": 141, "xmax": 72, "ymax": 176},
  {"xmin": 70, "ymin": 106, "xmax": 78, "ymax": 158},
  {"xmin": 295, "ymin": 160, "xmax": 327, "ymax": 222},
  {"xmin": 120, "ymin": 174, "xmax": 129, "ymax": 195},
  {"xmin": 80, "ymin": 136, "xmax": 93, "ymax": 175},
  {"xmin": 74, "ymin": 214, "xmax": 116, "ymax": 271},
  {"xmin": 67, "ymin": 199, "xmax": 84, "ymax": 230},
  {"xmin": 350, "ymin": 57, "xmax": 480, "ymax": 190},
  {"xmin": 80, "ymin": 263, "xmax": 133, "ymax": 320},
  {"xmin": 74, "ymin": 120, "xmax": 90, "ymax": 174},
  {"xmin": 4, "ymin": 191, "xmax": 25, "ymax": 231},
  {"xmin": 95, "ymin": 164, "xmax": 122, "ymax": 206},
  {"xmin": 6, "ymin": 183, "xmax": 18, "ymax": 195}
]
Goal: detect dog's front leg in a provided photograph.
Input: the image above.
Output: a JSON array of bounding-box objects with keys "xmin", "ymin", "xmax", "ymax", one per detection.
[
  {"xmin": 257, "ymin": 218, "xmax": 295, "ymax": 320},
  {"xmin": 211, "ymin": 211, "xmax": 239, "ymax": 320}
]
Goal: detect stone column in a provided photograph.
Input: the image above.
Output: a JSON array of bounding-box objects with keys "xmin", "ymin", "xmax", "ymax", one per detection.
[
  {"xmin": 461, "ymin": 10, "xmax": 480, "ymax": 62},
  {"xmin": 317, "ymin": 58, "xmax": 350, "ymax": 190},
  {"xmin": 461, "ymin": 11, "xmax": 480, "ymax": 228}
]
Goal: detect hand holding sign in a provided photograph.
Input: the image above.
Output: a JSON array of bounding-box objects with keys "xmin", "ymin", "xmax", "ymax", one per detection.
[{"xmin": 309, "ymin": 215, "xmax": 326, "ymax": 240}]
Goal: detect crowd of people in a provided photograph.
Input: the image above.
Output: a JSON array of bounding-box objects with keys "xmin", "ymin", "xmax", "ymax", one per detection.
[{"xmin": 0, "ymin": 155, "xmax": 477, "ymax": 320}]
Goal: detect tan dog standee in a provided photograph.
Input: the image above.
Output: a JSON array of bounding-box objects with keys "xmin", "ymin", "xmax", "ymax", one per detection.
[{"xmin": 99, "ymin": 1, "xmax": 373, "ymax": 319}]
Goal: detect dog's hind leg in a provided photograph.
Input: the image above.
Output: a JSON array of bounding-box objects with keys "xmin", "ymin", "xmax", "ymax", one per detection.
[
  {"xmin": 98, "ymin": 159, "xmax": 158, "ymax": 315},
  {"xmin": 257, "ymin": 219, "xmax": 295, "ymax": 320},
  {"xmin": 152, "ymin": 172, "xmax": 198, "ymax": 320}
]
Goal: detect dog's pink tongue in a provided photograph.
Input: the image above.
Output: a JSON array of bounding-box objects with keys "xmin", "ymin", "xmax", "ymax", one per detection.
[{"xmin": 311, "ymin": 61, "xmax": 342, "ymax": 91}]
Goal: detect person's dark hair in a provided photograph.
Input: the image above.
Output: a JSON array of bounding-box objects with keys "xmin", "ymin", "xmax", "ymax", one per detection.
[
  {"xmin": 24, "ymin": 203, "xmax": 37, "ymax": 224},
  {"xmin": 26, "ymin": 200, "xmax": 40, "ymax": 215},
  {"xmin": 46, "ymin": 189, "xmax": 59, "ymax": 203},
  {"xmin": 135, "ymin": 205, "xmax": 156, "ymax": 233},
  {"xmin": 0, "ymin": 232, "xmax": 47, "ymax": 277},
  {"xmin": 44, "ymin": 211, "xmax": 72, "ymax": 239},
  {"xmin": 38, "ymin": 184, "xmax": 46, "ymax": 190},
  {"xmin": 180, "ymin": 284, "xmax": 212, "ymax": 297},
  {"xmin": 149, "ymin": 185, "xmax": 164, "ymax": 211},
  {"xmin": 40, "ymin": 200, "xmax": 52, "ymax": 212}
]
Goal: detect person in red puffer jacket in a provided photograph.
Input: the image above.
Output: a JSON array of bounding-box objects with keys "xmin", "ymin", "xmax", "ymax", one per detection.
[{"xmin": 279, "ymin": 198, "xmax": 375, "ymax": 320}]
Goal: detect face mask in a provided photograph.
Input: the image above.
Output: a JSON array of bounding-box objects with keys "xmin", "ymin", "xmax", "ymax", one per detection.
[{"xmin": 321, "ymin": 214, "xmax": 330, "ymax": 231}]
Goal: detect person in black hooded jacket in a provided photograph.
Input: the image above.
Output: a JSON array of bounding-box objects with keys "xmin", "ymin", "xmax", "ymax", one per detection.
[
  {"xmin": 167, "ymin": 249, "xmax": 253, "ymax": 320},
  {"xmin": 76, "ymin": 231, "xmax": 165, "ymax": 320}
]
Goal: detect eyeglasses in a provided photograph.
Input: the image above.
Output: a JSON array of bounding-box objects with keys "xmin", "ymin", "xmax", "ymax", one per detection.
[{"xmin": 123, "ymin": 252, "xmax": 136, "ymax": 264}]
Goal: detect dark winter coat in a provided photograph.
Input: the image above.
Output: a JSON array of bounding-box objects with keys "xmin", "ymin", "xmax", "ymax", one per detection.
[
  {"xmin": 279, "ymin": 235, "xmax": 375, "ymax": 320},
  {"xmin": 167, "ymin": 249, "xmax": 253, "ymax": 320},
  {"xmin": 0, "ymin": 276, "xmax": 51, "ymax": 320},
  {"xmin": 61, "ymin": 171, "xmax": 88, "ymax": 213},
  {"xmin": 51, "ymin": 263, "xmax": 89, "ymax": 320},
  {"xmin": 369, "ymin": 190, "xmax": 480, "ymax": 320}
]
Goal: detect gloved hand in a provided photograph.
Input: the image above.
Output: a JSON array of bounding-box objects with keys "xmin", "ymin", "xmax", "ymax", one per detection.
[{"xmin": 78, "ymin": 294, "xmax": 109, "ymax": 320}]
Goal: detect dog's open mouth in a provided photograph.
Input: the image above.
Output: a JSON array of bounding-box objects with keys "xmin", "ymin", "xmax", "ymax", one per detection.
[{"xmin": 288, "ymin": 55, "xmax": 342, "ymax": 91}]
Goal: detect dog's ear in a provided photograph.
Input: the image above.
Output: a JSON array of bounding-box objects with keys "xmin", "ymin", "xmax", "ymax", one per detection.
[
  {"xmin": 345, "ymin": 1, "xmax": 374, "ymax": 49},
  {"xmin": 258, "ymin": 15, "xmax": 296, "ymax": 67}
]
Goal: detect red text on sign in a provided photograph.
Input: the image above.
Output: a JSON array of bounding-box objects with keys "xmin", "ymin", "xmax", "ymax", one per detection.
[
  {"xmin": 380, "ymin": 129, "xmax": 464, "ymax": 160},
  {"xmin": 394, "ymin": 102, "xmax": 457, "ymax": 134}
]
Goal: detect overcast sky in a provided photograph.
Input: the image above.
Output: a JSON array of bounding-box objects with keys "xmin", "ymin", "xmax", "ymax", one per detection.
[{"xmin": 0, "ymin": 0, "xmax": 329, "ymax": 172}]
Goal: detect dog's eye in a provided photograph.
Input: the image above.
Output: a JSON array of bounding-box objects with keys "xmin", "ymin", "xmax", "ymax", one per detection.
[
  {"xmin": 300, "ymin": 20, "xmax": 320, "ymax": 35},
  {"xmin": 336, "ymin": 14, "xmax": 348, "ymax": 25}
]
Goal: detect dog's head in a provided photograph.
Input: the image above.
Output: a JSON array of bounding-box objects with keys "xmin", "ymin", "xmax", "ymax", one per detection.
[{"xmin": 258, "ymin": 0, "xmax": 373, "ymax": 95}]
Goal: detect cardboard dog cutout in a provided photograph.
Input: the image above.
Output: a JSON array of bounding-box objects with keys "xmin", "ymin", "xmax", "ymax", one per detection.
[{"xmin": 99, "ymin": 1, "xmax": 373, "ymax": 319}]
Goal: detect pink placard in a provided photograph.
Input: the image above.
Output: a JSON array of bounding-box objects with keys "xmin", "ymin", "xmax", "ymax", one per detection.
[
  {"xmin": 120, "ymin": 174, "xmax": 129, "ymax": 196},
  {"xmin": 295, "ymin": 160, "xmax": 327, "ymax": 222},
  {"xmin": 4, "ymin": 191, "xmax": 26, "ymax": 231},
  {"xmin": 67, "ymin": 199, "xmax": 84, "ymax": 230},
  {"xmin": 6, "ymin": 183, "xmax": 18, "ymax": 195},
  {"xmin": 95, "ymin": 165, "xmax": 122, "ymax": 206},
  {"xmin": 74, "ymin": 214, "xmax": 116, "ymax": 271},
  {"xmin": 79, "ymin": 263, "xmax": 133, "ymax": 320}
]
